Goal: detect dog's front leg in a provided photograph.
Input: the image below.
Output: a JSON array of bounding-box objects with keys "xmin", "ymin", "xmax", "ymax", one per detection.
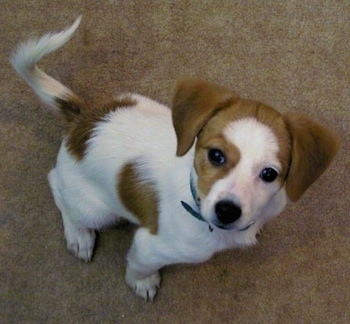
[{"xmin": 125, "ymin": 228, "xmax": 173, "ymax": 301}]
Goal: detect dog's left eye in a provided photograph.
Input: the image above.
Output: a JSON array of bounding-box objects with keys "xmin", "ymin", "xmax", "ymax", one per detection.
[
  {"xmin": 260, "ymin": 167, "xmax": 279, "ymax": 182},
  {"xmin": 208, "ymin": 149, "xmax": 226, "ymax": 166}
]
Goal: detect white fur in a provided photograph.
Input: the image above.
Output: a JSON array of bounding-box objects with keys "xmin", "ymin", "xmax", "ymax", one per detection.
[{"xmin": 12, "ymin": 18, "xmax": 289, "ymax": 301}]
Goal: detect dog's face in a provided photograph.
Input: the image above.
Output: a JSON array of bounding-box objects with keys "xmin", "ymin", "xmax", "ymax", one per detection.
[
  {"xmin": 194, "ymin": 107, "xmax": 290, "ymax": 230},
  {"xmin": 172, "ymin": 79, "xmax": 340, "ymax": 231}
]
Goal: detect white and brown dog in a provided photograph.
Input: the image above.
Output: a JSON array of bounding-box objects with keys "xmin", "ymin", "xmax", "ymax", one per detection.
[{"xmin": 12, "ymin": 17, "xmax": 340, "ymax": 300}]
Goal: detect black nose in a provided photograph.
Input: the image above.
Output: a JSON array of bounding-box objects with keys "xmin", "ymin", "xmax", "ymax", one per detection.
[{"xmin": 215, "ymin": 200, "xmax": 241, "ymax": 225}]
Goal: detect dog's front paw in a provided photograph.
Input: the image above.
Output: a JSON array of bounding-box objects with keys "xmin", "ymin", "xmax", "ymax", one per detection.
[
  {"xmin": 65, "ymin": 228, "xmax": 96, "ymax": 262},
  {"xmin": 125, "ymin": 269, "xmax": 161, "ymax": 301}
]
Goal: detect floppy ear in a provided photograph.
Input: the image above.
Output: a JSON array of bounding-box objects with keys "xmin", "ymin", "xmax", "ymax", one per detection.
[
  {"xmin": 283, "ymin": 113, "xmax": 340, "ymax": 201},
  {"xmin": 172, "ymin": 78, "xmax": 237, "ymax": 156}
]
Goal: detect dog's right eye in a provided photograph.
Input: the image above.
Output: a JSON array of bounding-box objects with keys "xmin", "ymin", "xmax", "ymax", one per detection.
[
  {"xmin": 208, "ymin": 149, "xmax": 226, "ymax": 166},
  {"xmin": 260, "ymin": 167, "xmax": 279, "ymax": 182}
]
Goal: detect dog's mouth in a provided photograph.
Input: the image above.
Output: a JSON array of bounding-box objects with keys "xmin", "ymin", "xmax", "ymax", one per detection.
[
  {"xmin": 237, "ymin": 220, "xmax": 256, "ymax": 231},
  {"xmin": 213, "ymin": 220, "xmax": 255, "ymax": 232}
]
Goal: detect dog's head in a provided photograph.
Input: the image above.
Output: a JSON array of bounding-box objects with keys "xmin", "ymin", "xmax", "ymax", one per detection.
[{"xmin": 173, "ymin": 79, "xmax": 340, "ymax": 232}]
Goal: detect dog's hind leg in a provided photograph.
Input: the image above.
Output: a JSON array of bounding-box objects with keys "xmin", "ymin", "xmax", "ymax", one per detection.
[{"xmin": 48, "ymin": 169, "xmax": 96, "ymax": 262}]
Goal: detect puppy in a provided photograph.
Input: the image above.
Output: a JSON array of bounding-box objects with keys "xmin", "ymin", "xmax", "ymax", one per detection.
[{"xmin": 11, "ymin": 17, "xmax": 340, "ymax": 300}]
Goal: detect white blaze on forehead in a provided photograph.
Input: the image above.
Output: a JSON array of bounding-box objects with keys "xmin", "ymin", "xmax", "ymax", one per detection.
[{"xmin": 223, "ymin": 118, "xmax": 281, "ymax": 171}]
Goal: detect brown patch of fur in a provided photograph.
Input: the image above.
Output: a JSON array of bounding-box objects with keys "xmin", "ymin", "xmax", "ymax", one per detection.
[
  {"xmin": 57, "ymin": 96, "xmax": 137, "ymax": 160},
  {"xmin": 118, "ymin": 163, "xmax": 159, "ymax": 234},
  {"xmin": 55, "ymin": 96, "xmax": 84, "ymax": 122},
  {"xmin": 283, "ymin": 113, "xmax": 340, "ymax": 201},
  {"xmin": 195, "ymin": 133, "xmax": 241, "ymax": 197}
]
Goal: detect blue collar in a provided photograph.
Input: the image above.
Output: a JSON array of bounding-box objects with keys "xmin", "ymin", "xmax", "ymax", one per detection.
[{"xmin": 181, "ymin": 171, "xmax": 214, "ymax": 232}]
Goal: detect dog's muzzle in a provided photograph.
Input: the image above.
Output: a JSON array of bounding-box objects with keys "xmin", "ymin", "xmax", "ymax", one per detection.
[{"xmin": 181, "ymin": 171, "xmax": 254, "ymax": 232}]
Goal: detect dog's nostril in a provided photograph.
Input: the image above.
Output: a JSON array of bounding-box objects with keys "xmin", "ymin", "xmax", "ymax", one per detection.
[{"xmin": 215, "ymin": 200, "xmax": 241, "ymax": 225}]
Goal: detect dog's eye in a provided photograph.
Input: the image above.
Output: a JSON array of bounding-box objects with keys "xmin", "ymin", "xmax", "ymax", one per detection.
[
  {"xmin": 260, "ymin": 167, "xmax": 279, "ymax": 182},
  {"xmin": 208, "ymin": 149, "xmax": 226, "ymax": 166}
]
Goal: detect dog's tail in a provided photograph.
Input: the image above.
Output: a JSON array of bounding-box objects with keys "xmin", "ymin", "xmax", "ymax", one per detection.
[{"xmin": 11, "ymin": 16, "xmax": 83, "ymax": 121}]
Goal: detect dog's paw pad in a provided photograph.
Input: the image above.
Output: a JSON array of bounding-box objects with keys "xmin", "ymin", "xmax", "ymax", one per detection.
[
  {"xmin": 66, "ymin": 229, "xmax": 96, "ymax": 262},
  {"xmin": 125, "ymin": 271, "xmax": 161, "ymax": 301}
]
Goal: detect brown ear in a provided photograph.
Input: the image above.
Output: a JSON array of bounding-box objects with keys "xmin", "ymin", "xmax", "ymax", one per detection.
[
  {"xmin": 283, "ymin": 113, "xmax": 340, "ymax": 201},
  {"xmin": 172, "ymin": 78, "xmax": 238, "ymax": 156}
]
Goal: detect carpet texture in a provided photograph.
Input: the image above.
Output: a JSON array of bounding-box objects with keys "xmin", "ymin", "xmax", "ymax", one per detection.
[{"xmin": 1, "ymin": 1, "xmax": 349, "ymax": 323}]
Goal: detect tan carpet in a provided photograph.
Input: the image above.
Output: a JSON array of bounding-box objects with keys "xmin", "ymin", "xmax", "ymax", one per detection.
[{"xmin": 1, "ymin": 1, "xmax": 349, "ymax": 322}]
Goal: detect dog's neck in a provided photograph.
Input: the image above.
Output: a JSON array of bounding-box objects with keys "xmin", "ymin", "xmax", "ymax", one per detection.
[{"xmin": 180, "ymin": 169, "xmax": 214, "ymax": 232}]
